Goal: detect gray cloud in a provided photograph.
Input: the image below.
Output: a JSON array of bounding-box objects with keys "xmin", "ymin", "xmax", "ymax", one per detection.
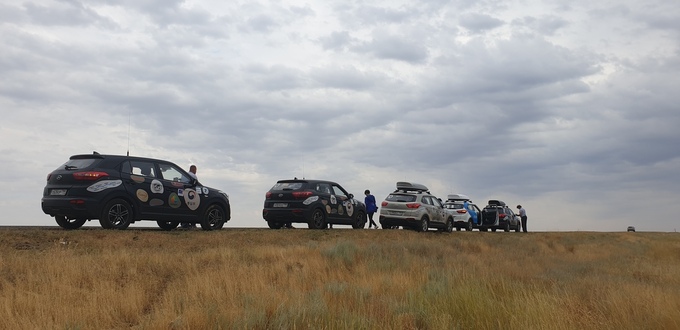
[
  {"xmin": 1, "ymin": 0, "xmax": 679, "ymax": 231},
  {"xmin": 459, "ymin": 13, "xmax": 504, "ymax": 32}
]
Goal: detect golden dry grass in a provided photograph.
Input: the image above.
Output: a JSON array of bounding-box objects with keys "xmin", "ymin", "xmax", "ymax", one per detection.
[{"xmin": 0, "ymin": 228, "xmax": 678, "ymax": 329}]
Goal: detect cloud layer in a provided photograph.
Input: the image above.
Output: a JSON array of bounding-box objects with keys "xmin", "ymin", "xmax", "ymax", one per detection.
[{"xmin": 1, "ymin": 0, "xmax": 679, "ymax": 231}]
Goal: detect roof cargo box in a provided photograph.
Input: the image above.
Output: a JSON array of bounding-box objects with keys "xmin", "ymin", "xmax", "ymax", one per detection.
[
  {"xmin": 396, "ymin": 182, "xmax": 429, "ymax": 192},
  {"xmin": 447, "ymin": 194, "xmax": 470, "ymax": 201}
]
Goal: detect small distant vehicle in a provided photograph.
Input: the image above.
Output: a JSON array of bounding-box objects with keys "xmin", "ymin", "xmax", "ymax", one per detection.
[
  {"xmin": 41, "ymin": 153, "xmax": 231, "ymax": 230},
  {"xmin": 262, "ymin": 179, "xmax": 367, "ymax": 229},
  {"xmin": 479, "ymin": 200, "xmax": 521, "ymax": 232},
  {"xmin": 443, "ymin": 194, "xmax": 482, "ymax": 231},
  {"xmin": 378, "ymin": 182, "xmax": 454, "ymax": 232},
  {"xmin": 627, "ymin": 226, "xmax": 636, "ymax": 232}
]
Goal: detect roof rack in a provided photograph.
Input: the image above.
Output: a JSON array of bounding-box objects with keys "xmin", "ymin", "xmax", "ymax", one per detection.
[{"xmin": 395, "ymin": 181, "xmax": 429, "ymax": 193}]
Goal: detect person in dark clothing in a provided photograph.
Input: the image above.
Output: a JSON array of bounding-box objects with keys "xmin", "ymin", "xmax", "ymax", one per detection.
[
  {"xmin": 364, "ymin": 189, "xmax": 379, "ymax": 229},
  {"xmin": 517, "ymin": 205, "xmax": 528, "ymax": 232}
]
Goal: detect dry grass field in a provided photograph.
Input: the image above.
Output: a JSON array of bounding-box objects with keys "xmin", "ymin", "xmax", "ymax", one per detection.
[{"xmin": 0, "ymin": 227, "xmax": 678, "ymax": 330}]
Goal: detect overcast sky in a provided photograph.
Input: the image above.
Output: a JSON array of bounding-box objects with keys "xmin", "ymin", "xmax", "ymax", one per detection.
[{"xmin": 1, "ymin": 0, "xmax": 679, "ymax": 231}]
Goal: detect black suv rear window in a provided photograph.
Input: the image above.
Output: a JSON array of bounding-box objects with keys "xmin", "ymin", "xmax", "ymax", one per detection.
[
  {"xmin": 60, "ymin": 159, "xmax": 98, "ymax": 170},
  {"xmin": 385, "ymin": 194, "xmax": 417, "ymax": 202},
  {"xmin": 271, "ymin": 182, "xmax": 304, "ymax": 191}
]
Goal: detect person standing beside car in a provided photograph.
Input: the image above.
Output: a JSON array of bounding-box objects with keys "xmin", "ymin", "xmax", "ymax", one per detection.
[
  {"xmin": 364, "ymin": 189, "xmax": 379, "ymax": 229},
  {"xmin": 188, "ymin": 165, "xmax": 198, "ymax": 180},
  {"xmin": 517, "ymin": 205, "xmax": 527, "ymax": 232},
  {"xmin": 182, "ymin": 165, "xmax": 199, "ymax": 229}
]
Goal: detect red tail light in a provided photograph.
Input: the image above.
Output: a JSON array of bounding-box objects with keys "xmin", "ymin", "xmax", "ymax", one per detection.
[
  {"xmin": 265, "ymin": 192, "xmax": 272, "ymax": 199},
  {"xmin": 499, "ymin": 214, "xmax": 507, "ymax": 219},
  {"xmin": 381, "ymin": 201, "xmax": 388, "ymax": 207},
  {"xmin": 73, "ymin": 171, "xmax": 109, "ymax": 181},
  {"xmin": 292, "ymin": 191, "xmax": 313, "ymax": 199},
  {"xmin": 47, "ymin": 174, "xmax": 52, "ymax": 181},
  {"xmin": 406, "ymin": 203, "xmax": 421, "ymax": 209},
  {"xmin": 457, "ymin": 209, "xmax": 468, "ymax": 214},
  {"xmin": 70, "ymin": 199, "xmax": 85, "ymax": 205}
]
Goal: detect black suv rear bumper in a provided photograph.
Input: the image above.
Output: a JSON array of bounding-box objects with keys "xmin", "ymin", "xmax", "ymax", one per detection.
[{"xmin": 41, "ymin": 197, "xmax": 100, "ymax": 219}]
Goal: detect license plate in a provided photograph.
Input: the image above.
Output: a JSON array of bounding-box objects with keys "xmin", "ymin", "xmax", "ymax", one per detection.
[
  {"xmin": 50, "ymin": 189, "xmax": 67, "ymax": 196},
  {"xmin": 273, "ymin": 203, "xmax": 288, "ymax": 207}
]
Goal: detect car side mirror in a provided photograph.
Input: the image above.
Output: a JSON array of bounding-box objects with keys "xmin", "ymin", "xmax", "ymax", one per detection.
[{"xmin": 348, "ymin": 193, "xmax": 354, "ymax": 199}]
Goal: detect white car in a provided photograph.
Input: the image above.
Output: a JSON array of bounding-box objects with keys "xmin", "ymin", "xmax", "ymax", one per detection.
[{"xmin": 443, "ymin": 194, "xmax": 481, "ymax": 231}]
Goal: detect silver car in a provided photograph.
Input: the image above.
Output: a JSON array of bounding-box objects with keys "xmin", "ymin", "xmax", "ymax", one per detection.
[{"xmin": 378, "ymin": 182, "xmax": 453, "ymax": 232}]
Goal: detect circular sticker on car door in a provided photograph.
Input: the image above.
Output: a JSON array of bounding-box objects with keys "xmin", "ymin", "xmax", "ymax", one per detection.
[
  {"xmin": 150, "ymin": 179, "xmax": 164, "ymax": 194},
  {"xmin": 183, "ymin": 188, "xmax": 200, "ymax": 211}
]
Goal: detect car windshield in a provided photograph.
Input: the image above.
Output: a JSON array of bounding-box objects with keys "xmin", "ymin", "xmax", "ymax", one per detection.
[
  {"xmin": 272, "ymin": 182, "xmax": 304, "ymax": 191},
  {"xmin": 444, "ymin": 204, "xmax": 464, "ymax": 209},
  {"xmin": 385, "ymin": 194, "xmax": 417, "ymax": 202}
]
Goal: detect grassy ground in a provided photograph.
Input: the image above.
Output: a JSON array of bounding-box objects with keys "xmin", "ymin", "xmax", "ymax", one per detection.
[{"xmin": 0, "ymin": 227, "xmax": 678, "ymax": 329}]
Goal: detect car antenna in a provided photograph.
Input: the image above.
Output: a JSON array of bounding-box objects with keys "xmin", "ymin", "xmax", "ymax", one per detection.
[{"xmin": 126, "ymin": 107, "xmax": 131, "ymax": 156}]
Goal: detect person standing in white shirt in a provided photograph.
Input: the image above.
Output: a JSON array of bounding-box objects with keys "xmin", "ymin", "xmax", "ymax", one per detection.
[{"xmin": 517, "ymin": 205, "xmax": 527, "ymax": 232}]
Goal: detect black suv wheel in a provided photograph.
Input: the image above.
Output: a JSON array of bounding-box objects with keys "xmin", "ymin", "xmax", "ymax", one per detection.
[
  {"xmin": 308, "ymin": 208, "xmax": 326, "ymax": 229},
  {"xmin": 352, "ymin": 211, "xmax": 366, "ymax": 229},
  {"xmin": 100, "ymin": 199, "xmax": 132, "ymax": 229},
  {"xmin": 200, "ymin": 204, "xmax": 226, "ymax": 230},
  {"xmin": 55, "ymin": 216, "xmax": 87, "ymax": 230},
  {"xmin": 157, "ymin": 221, "xmax": 179, "ymax": 230}
]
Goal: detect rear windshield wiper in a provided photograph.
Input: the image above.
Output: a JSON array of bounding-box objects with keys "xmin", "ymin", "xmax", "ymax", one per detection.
[{"xmin": 64, "ymin": 165, "xmax": 78, "ymax": 170}]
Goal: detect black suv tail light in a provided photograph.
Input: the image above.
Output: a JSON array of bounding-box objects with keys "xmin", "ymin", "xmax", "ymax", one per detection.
[
  {"xmin": 292, "ymin": 191, "xmax": 313, "ymax": 199},
  {"xmin": 73, "ymin": 171, "xmax": 109, "ymax": 181}
]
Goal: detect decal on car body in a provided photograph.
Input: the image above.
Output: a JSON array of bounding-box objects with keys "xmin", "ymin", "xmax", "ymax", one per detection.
[
  {"xmin": 184, "ymin": 188, "xmax": 200, "ymax": 211},
  {"xmin": 87, "ymin": 180, "xmax": 122, "ymax": 193},
  {"xmin": 303, "ymin": 196, "xmax": 319, "ymax": 205},
  {"xmin": 169, "ymin": 193, "xmax": 181, "ymax": 208},
  {"xmin": 150, "ymin": 179, "xmax": 164, "ymax": 194},
  {"xmin": 130, "ymin": 175, "xmax": 145, "ymax": 183},
  {"xmin": 345, "ymin": 201, "xmax": 354, "ymax": 216},
  {"xmin": 136, "ymin": 189, "xmax": 149, "ymax": 202}
]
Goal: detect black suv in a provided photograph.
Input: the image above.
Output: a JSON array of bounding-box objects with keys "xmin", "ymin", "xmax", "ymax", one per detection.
[
  {"xmin": 262, "ymin": 179, "xmax": 367, "ymax": 229},
  {"xmin": 479, "ymin": 200, "xmax": 521, "ymax": 232},
  {"xmin": 41, "ymin": 153, "xmax": 231, "ymax": 230}
]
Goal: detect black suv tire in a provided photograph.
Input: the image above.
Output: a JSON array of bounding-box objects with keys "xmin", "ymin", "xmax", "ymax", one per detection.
[
  {"xmin": 157, "ymin": 221, "xmax": 179, "ymax": 230},
  {"xmin": 100, "ymin": 199, "xmax": 133, "ymax": 230},
  {"xmin": 352, "ymin": 211, "xmax": 366, "ymax": 229},
  {"xmin": 55, "ymin": 216, "xmax": 87, "ymax": 230},
  {"xmin": 308, "ymin": 208, "xmax": 326, "ymax": 229},
  {"xmin": 200, "ymin": 204, "xmax": 226, "ymax": 231}
]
